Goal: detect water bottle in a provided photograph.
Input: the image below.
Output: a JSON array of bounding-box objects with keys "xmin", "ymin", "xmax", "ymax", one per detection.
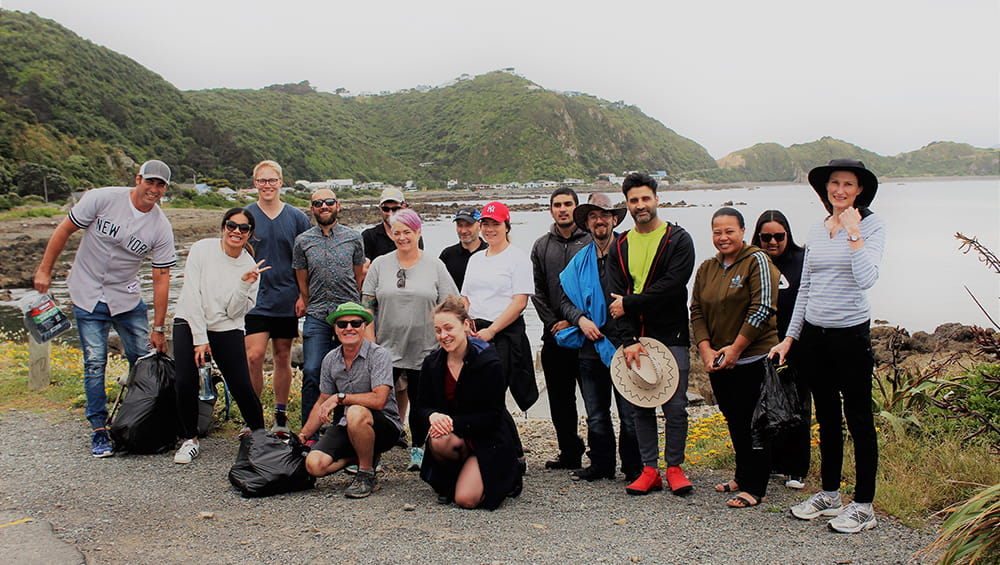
[{"xmin": 198, "ymin": 353, "xmax": 216, "ymax": 401}]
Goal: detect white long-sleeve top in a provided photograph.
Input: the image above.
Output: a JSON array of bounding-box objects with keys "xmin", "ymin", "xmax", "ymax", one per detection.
[
  {"xmin": 174, "ymin": 238, "xmax": 259, "ymax": 345},
  {"xmin": 786, "ymin": 213, "xmax": 886, "ymax": 339}
]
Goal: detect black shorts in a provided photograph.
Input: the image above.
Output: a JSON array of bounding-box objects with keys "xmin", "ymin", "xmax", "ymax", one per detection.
[
  {"xmin": 312, "ymin": 410, "xmax": 400, "ymax": 461},
  {"xmin": 244, "ymin": 314, "xmax": 299, "ymax": 339}
]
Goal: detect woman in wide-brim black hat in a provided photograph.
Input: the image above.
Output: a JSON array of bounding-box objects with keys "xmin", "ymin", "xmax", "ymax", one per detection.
[{"xmin": 770, "ymin": 158, "xmax": 887, "ymax": 534}]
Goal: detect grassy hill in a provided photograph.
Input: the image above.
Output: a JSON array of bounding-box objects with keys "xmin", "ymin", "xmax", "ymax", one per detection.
[
  {"xmin": 710, "ymin": 137, "xmax": 999, "ymax": 183},
  {"xmin": 0, "ymin": 10, "xmax": 996, "ymax": 194}
]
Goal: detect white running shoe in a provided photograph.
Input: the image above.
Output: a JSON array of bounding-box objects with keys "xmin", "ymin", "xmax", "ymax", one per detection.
[
  {"xmin": 790, "ymin": 491, "xmax": 843, "ymax": 520},
  {"xmin": 827, "ymin": 502, "xmax": 878, "ymax": 533},
  {"xmin": 785, "ymin": 476, "xmax": 806, "ymax": 489},
  {"xmin": 173, "ymin": 439, "xmax": 200, "ymax": 464}
]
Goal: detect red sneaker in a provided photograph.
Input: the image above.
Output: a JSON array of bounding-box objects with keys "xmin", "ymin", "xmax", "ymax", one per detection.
[
  {"xmin": 625, "ymin": 466, "xmax": 663, "ymax": 495},
  {"xmin": 665, "ymin": 465, "xmax": 693, "ymax": 495}
]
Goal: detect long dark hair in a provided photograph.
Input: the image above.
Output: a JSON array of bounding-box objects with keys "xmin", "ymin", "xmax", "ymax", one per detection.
[
  {"xmin": 751, "ymin": 210, "xmax": 802, "ymax": 255},
  {"xmin": 221, "ymin": 207, "xmax": 255, "ymax": 257}
]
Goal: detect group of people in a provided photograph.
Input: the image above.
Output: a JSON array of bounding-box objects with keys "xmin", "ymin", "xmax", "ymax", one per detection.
[{"xmin": 36, "ymin": 157, "xmax": 885, "ymax": 527}]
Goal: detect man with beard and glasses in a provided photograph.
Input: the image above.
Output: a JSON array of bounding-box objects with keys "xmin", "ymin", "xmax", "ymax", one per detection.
[
  {"xmin": 292, "ymin": 189, "xmax": 366, "ymax": 440},
  {"xmin": 607, "ymin": 172, "xmax": 696, "ymax": 497},
  {"xmin": 557, "ymin": 193, "xmax": 641, "ymax": 483},
  {"xmin": 530, "ymin": 187, "xmax": 591, "ymax": 471}
]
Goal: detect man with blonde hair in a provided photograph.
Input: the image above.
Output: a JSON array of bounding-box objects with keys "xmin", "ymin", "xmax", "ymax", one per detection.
[{"xmin": 243, "ymin": 160, "xmax": 311, "ymax": 433}]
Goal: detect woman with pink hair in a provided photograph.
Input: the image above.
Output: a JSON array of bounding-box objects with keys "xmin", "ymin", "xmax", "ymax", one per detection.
[{"xmin": 362, "ymin": 208, "xmax": 458, "ymax": 471}]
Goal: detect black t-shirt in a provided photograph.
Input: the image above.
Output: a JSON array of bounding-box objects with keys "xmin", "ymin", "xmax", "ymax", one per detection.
[{"xmin": 438, "ymin": 238, "xmax": 488, "ymax": 291}]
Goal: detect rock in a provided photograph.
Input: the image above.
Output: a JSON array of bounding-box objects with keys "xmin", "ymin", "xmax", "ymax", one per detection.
[
  {"xmin": 403, "ymin": 503, "xmax": 416, "ymax": 511},
  {"xmin": 908, "ymin": 331, "xmax": 937, "ymax": 354},
  {"xmin": 198, "ymin": 512, "xmax": 214, "ymax": 519},
  {"xmin": 934, "ymin": 323, "xmax": 977, "ymax": 342}
]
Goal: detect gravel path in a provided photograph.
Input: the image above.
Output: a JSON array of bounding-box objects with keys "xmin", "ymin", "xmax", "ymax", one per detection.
[{"xmin": 1, "ymin": 409, "xmax": 935, "ymax": 564}]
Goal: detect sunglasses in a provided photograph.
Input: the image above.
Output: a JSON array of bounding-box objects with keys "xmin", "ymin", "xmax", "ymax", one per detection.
[
  {"xmin": 334, "ymin": 319, "xmax": 365, "ymax": 329},
  {"xmin": 381, "ymin": 205, "xmax": 402, "ymax": 213},
  {"xmin": 311, "ymin": 198, "xmax": 338, "ymax": 208},
  {"xmin": 224, "ymin": 220, "xmax": 252, "ymax": 234},
  {"xmin": 759, "ymin": 232, "xmax": 787, "ymax": 243},
  {"xmin": 396, "ymin": 268, "xmax": 406, "ymax": 289}
]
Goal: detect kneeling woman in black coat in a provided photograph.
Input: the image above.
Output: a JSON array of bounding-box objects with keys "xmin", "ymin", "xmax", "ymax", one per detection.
[{"xmin": 417, "ymin": 296, "xmax": 521, "ymax": 509}]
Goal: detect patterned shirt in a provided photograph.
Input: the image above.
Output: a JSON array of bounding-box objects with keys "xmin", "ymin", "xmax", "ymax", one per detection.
[{"xmin": 292, "ymin": 223, "xmax": 365, "ymax": 320}]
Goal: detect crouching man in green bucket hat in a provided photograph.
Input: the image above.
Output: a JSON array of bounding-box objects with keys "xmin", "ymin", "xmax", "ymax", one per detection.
[{"xmin": 298, "ymin": 302, "xmax": 403, "ymax": 498}]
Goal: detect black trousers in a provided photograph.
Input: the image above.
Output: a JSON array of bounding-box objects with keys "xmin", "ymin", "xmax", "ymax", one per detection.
[
  {"xmin": 798, "ymin": 321, "xmax": 878, "ymax": 503},
  {"xmin": 173, "ymin": 320, "xmax": 264, "ymax": 438},
  {"xmin": 710, "ymin": 358, "xmax": 771, "ymax": 498},
  {"xmin": 541, "ymin": 341, "xmax": 584, "ymax": 459}
]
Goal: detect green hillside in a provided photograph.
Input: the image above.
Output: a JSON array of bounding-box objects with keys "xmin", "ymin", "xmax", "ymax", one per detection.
[
  {"xmin": 0, "ymin": 10, "xmax": 995, "ymax": 196},
  {"xmin": 710, "ymin": 137, "xmax": 999, "ymax": 183}
]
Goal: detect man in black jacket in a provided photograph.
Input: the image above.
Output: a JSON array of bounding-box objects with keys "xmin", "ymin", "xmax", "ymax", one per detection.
[
  {"xmin": 530, "ymin": 187, "xmax": 591, "ymax": 470},
  {"xmin": 607, "ymin": 173, "xmax": 695, "ymax": 496}
]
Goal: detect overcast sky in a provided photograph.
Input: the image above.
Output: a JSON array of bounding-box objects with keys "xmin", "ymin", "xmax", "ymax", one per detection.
[{"xmin": 4, "ymin": 0, "xmax": 998, "ymax": 159}]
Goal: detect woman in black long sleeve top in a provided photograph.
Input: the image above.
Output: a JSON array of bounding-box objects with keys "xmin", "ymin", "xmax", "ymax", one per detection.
[{"xmin": 417, "ymin": 296, "xmax": 521, "ymax": 509}]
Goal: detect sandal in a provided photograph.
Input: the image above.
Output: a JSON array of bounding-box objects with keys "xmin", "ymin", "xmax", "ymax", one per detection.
[
  {"xmin": 714, "ymin": 480, "xmax": 739, "ymax": 493},
  {"xmin": 726, "ymin": 492, "xmax": 764, "ymax": 508}
]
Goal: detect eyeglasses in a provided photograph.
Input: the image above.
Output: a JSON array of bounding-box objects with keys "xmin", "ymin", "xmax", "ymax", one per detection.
[
  {"xmin": 381, "ymin": 205, "xmax": 402, "ymax": 213},
  {"xmin": 396, "ymin": 268, "xmax": 406, "ymax": 289},
  {"xmin": 311, "ymin": 198, "xmax": 338, "ymax": 208},
  {"xmin": 334, "ymin": 319, "xmax": 365, "ymax": 329},
  {"xmin": 254, "ymin": 178, "xmax": 281, "ymax": 186},
  {"xmin": 224, "ymin": 220, "xmax": 252, "ymax": 234},
  {"xmin": 759, "ymin": 233, "xmax": 787, "ymax": 243}
]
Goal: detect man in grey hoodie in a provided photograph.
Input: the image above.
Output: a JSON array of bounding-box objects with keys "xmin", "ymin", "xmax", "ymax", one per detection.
[{"xmin": 530, "ymin": 187, "xmax": 592, "ymax": 470}]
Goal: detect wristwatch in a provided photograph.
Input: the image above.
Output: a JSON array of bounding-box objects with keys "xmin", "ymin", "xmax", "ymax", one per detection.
[
  {"xmin": 847, "ymin": 233, "xmax": 862, "ymax": 242},
  {"xmin": 337, "ymin": 392, "xmax": 347, "ymax": 402},
  {"xmin": 151, "ymin": 325, "xmax": 168, "ymax": 333}
]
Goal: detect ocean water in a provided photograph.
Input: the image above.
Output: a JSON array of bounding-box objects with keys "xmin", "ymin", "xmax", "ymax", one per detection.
[{"xmin": 2, "ymin": 178, "xmax": 997, "ymax": 351}]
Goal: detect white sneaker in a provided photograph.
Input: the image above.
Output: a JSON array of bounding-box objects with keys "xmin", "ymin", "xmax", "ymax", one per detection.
[
  {"xmin": 790, "ymin": 491, "xmax": 843, "ymax": 520},
  {"xmin": 785, "ymin": 476, "xmax": 806, "ymax": 489},
  {"xmin": 827, "ymin": 502, "xmax": 878, "ymax": 533},
  {"xmin": 173, "ymin": 439, "xmax": 200, "ymax": 464}
]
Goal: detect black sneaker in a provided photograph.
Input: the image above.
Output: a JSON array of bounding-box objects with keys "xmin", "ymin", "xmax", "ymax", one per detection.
[
  {"xmin": 572, "ymin": 465, "xmax": 616, "ymax": 482},
  {"xmin": 271, "ymin": 411, "xmax": 290, "ymax": 435},
  {"xmin": 623, "ymin": 467, "xmax": 644, "ymax": 483},
  {"xmin": 345, "ymin": 470, "xmax": 378, "ymax": 498},
  {"xmin": 544, "ymin": 455, "xmax": 582, "ymax": 470}
]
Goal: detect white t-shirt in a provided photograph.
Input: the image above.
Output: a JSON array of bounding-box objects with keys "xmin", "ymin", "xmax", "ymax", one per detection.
[{"xmin": 461, "ymin": 244, "xmax": 534, "ymax": 322}]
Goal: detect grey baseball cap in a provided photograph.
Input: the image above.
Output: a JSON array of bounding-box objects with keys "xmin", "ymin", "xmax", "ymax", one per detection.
[{"xmin": 138, "ymin": 160, "xmax": 171, "ymax": 183}]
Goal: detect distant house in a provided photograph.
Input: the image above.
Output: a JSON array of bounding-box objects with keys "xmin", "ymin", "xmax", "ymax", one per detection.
[
  {"xmin": 561, "ymin": 178, "xmax": 584, "ymax": 186},
  {"xmin": 217, "ymin": 187, "xmax": 238, "ymax": 200},
  {"xmin": 447, "ymin": 179, "xmax": 459, "ymax": 189},
  {"xmin": 540, "ymin": 180, "xmax": 558, "ymax": 189}
]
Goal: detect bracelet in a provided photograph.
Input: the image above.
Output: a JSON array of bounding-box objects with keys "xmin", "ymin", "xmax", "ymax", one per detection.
[{"xmin": 151, "ymin": 325, "xmax": 168, "ymax": 333}]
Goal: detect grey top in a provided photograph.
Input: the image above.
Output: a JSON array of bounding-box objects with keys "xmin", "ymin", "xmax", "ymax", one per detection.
[
  {"xmin": 292, "ymin": 224, "xmax": 365, "ymax": 320},
  {"xmin": 67, "ymin": 186, "xmax": 176, "ymax": 315},
  {"xmin": 319, "ymin": 339, "xmax": 402, "ymax": 431},
  {"xmin": 362, "ymin": 251, "xmax": 459, "ymax": 370},
  {"xmin": 245, "ymin": 202, "xmax": 311, "ymax": 317}
]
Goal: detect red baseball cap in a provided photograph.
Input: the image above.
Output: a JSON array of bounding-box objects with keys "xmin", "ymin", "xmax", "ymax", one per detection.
[{"xmin": 479, "ymin": 201, "xmax": 510, "ymax": 222}]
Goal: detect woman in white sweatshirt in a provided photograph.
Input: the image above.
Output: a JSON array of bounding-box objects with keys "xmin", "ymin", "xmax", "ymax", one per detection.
[{"xmin": 172, "ymin": 208, "xmax": 270, "ymax": 464}]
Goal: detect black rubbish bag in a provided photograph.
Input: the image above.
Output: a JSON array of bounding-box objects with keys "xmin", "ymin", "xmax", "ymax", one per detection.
[
  {"xmin": 228, "ymin": 429, "xmax": 315, "ymax": 498},
  {"xmin": 109, "ymin": 352, "xmax": 177, "ymax": 454},
  {"xmin": 751, "ymin": 358, "xmax": 802, "ymax": 450}
]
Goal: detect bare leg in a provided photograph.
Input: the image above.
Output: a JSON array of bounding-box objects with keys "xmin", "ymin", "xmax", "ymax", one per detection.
[
  {"xmin": 304, "ymin": 449, "xmax": 356, "ymax": 477},
  {"xmin": 427, "ymin": 434, "xmax": 468, "ymax": 464},
  {"xmin": 454, "ymin": 455, "xmax": 486, "ymax": 509},
  {"xmin": 396, "ymin": 389, "xmax": 409, "ymax": 434},
  {"xmin": 271, "ymin": 338, "xmax": 294, "ymax": 408},
  {"xmin": 244, "ymin": 332, "xmax": 270, "ymax": 397},
  {"xmin": 345, "ymin": 405, "xmax": 376, "ymax": 469}
]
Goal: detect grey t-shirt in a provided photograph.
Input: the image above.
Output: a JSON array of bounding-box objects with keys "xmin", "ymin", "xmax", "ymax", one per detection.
[
  {"xmin": 67, "ymin": 186, "xmax": 176, "ymax": 315},
  {"xmin": 291, "ymin": 224, "xmax": 365, "ymax": 320},
  {"xmin": 362, "ymin": 251, "xmax": 459, "ymax": 370},
  {"xmin": 319, "ymin": 339, "xmax": 402, "ymax": 431}
]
